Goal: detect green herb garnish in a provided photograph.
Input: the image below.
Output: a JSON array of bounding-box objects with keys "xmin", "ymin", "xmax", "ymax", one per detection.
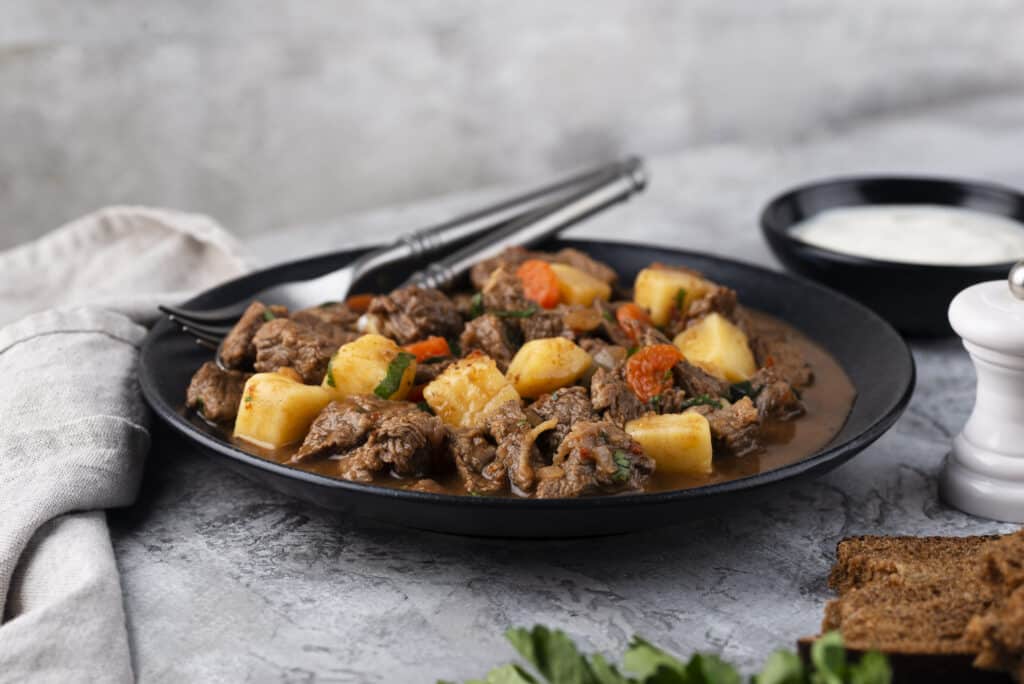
[
  {"xmin": 626, "ymin": 346, "xmax": 639, "ymax": 357},
  {"xmin": 448, "ymin": 337, "xmax": 462, "ymax": 358},
  {"xmin": 374, "ymin": 351, "xmax": 416, "ymax": 399},
  {"xmin": 422, "ymin": 355, "xmax": 450, "ymax": 364},
  {"xmin": 469, "ymin": 292, "xmax": 484, "ymax": 318},
  {"xmin": 194, "ymin": 398, "xmax": 205, "ymax": 415},
  {"xmin": 493, "ymin": 305, "xmax": 538, "ymax": 319},
  {"xmin": 680, "ymin": 394, "xmax": 723, "ymax": 409},
  {"xmin": 674, "ymin": 287, "xmax": 687, "ymax": 311},
  {"xmin": 319, "ymin": 300, "xmax": 340, "ymax": 308},
  {"xmin": 416, "ymin": 401, "xmax": 434, "ymax": 414},
  {"xmin": 325, "ymin": 355, "xmax": 337, "ymax": 388},
  {"xmin": 729, "ymin": 380, "xmax": 763, "ymax": 402},
  {"xmin": 648, "ymin": 395, "xmax": 661, "ymax": 410},
  {"xmin": 612, "ymin": 450, "xmax": 631, "ymax": 483},
  {"xmin": 243, "ymin": 394, "xmax": 253, "ymax": 405},
  {"xmin": 602, "ymin": 310, "xmax": 616, "ymax": 323},
  {"xmin": 444, "ymin": 625, "xmax": 891, "ymax": 684},
  {"xmin": 262, "ymin": 309, "xmax": 277, "ymax": 321}
]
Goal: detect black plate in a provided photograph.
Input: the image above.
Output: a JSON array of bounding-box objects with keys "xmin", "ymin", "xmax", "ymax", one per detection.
[
  {"xmin": 761, "ymin": 175, "xmax": 1024, "ymax": 337},
  {"xmin": 139, "ymin": 239, "xmax": 915, "ymax": 537}
]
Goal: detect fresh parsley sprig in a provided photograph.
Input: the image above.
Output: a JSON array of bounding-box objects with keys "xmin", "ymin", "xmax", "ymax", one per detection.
[{"xmin": 440, "ymin": 626, "xmax": 890, "ymax": 684}]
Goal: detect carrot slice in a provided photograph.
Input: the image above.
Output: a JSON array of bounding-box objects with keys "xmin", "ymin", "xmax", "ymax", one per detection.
[
  {"xmin": 615, "ymin": 303, "xmax": 653, "ymax": 341},
  {"xmin": 402, "ymin": 336, "xmax": 451, "ymax": 362},
  {"xmin": 515, "ymin": 259, "xmax": 561, "ymax": 309},
  {"xmin": 345, "ymin": 293, "xmax": 375, "ymax": 313},
  {"xmin": 625, "ymin": 344, "xmax": 682, "ymax": 402}
]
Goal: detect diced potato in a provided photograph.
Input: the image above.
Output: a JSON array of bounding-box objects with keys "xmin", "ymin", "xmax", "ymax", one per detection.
[
  {"xmin": 549, "ymin": 263, "xmax": 611, "ymax": 306},
  {"xmin": 673, "ymin": 312, "xmax": 757, "ymax": 382},
  {"xmin": 424, "ymin": 353, "xmax": 520, "ymax": 428},
  {"xmin": 234, "ymin": 372, "xmax": 333, "ymax": 449},
  {"xmin": 633, "ymin": 267, "xmax": 713, "ymax": 326},
  {"xmin": 505, "ymin": 337, "xmax": 592, "ymax": 398},
  {"xmin": 625, "ymin": 413, "xmax": 713, "ymax": 475},
  {"xmin": 322, "ymin": 333, "xmax": 416, "ymax": 400}
]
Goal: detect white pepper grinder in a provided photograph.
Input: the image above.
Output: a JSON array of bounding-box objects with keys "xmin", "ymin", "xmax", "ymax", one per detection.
[{"xmin": 940, "ymin": 260, "xmax": 1024, "ymax": 522}]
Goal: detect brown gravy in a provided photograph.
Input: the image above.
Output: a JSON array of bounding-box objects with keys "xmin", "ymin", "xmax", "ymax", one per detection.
[{"xmin": 186, "ymin": 311, "xmax": 855, "ymax": 496}]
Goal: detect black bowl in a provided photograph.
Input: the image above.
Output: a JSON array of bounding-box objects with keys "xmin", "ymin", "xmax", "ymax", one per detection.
[
  {"xmin": 139, "ymin": 239, "xmax": 915, "ymax": 537},
  {"xmin": 761, "ymin": 176, "xmax": 1024, "ymax": 337}
]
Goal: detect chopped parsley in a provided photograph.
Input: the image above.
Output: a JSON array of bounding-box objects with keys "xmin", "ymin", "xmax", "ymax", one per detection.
[
  {"xmin": 374, "ymin": 351, "xmax": 416, "ymax": 399},
  {"xmin": 602, "ymin": 310, "xmax": 615, "ymax": 323},
  {"xmin": 612, "ymin": 450, "xmax": 631, "ymax": 483},
  {"xmin": 680, "ymin": 394, "xmax": 723, "ymax": 409},
  {"xmin": 447, "ymin": 337, "xmax": 462, "ymax": 358},
  {"xmin": 243, "ymin": 394, "xmax": 253, "ymax": 405},
  {"xmin": 674, "ymin": 287, "xmax": 687, "ymax": 311},
  {"xmin": 194, "ymin": 398, "xmax": 205, "ymax": 415},
  {"xmin": 626, "ymin": 345, "xmax": 639, "ymax": 357},
  {"xmin": 318, "ymin": 300, "xmax": 340, "ymax": 308},
  {"xmin": 416, "ymin": 401, "xmax": 434, "ymax": 414},
  {"xmin": 648, "ymin": 394, "xmax": 661, "ymax": 410},
  {"xmin": 469, "ymin": 292, "xmax": 484, "ymax": 318},
  {"xmin": 262, "ymin": 309, "xmax": 277, "ymax": 321},
  {"xmin": 729, "ymin": 380, "xmax": 763, "ymax": 402},
  {"xmin": 493, "ymin": 305, "xmax": 538, "ymax": 319},
  {"xmin": 325, "ymin": 355, "xmax": 337, "ymax": 387}
]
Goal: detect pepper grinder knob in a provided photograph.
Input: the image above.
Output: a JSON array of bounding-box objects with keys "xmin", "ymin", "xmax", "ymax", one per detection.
[{"xmin": 940, "ymin": 269, "xmax": 1024, "ymax": 522}]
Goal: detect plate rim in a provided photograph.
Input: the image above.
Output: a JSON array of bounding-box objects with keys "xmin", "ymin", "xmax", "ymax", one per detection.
[{"xmin": 139, "ymin": 237, "xmax": 916, "ymax": 510}]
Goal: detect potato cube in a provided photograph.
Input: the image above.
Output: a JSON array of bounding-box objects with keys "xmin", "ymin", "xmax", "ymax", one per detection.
[
  {"xmin": 633, "ymin": 267, "xmax": 713, "ymax": 326},
  {"xmin": 505, "ymin": 337, "xmax": 592, "ymax": 398},
  {"xmin": 673, "ymin": 312, "xmax": 757, "ymax": 382},
  {"xmin": 234, "ymin": 372, "xmax": 333, "ymax": 449},
  {"xmin": 322, "ymin": 333, "xmax": 416, "ymax": 400},
  {"xmin": 625, "ymin": 413, "xmax": 713, "ymax": 475},
  {"xmin": 549, "ymin": 263, "xmax": 611, "ymax": 306},
  {"xmin": 423, "ymin": 353, "xmax": 520, "ymax": 428}
]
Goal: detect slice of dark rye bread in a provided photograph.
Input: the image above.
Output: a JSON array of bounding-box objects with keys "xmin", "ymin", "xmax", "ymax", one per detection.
[{"xmin": 805, "ymin": 531, "xmax": 1024, "ymax": 682}]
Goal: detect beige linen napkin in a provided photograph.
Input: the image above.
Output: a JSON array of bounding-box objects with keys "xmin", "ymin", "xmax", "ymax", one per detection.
[{"xmin": 0, "ymin": 207, "xmax": 247, "ymax": 682}]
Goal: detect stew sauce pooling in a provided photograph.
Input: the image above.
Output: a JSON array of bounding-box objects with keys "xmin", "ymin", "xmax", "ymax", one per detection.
[{"xmin": 185, "ymin": 247, "xmax": 856, "ymax": 498}]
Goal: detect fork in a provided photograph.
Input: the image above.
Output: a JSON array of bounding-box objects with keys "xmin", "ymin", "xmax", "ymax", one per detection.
[{"xmin": 165, "ymin": 157, "xmax": 646, "ymax": 355}]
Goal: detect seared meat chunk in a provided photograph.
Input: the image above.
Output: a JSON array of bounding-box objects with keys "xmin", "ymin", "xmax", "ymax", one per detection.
[
  {"xmin": 527, "ymin": 387, "xmax": 598, "ymax": 455},
  {"xmin": 596, "ymin": 300, "xmax": 639, "ymax": 347},
  {"xmin": 186, "ymin": 361, "xmax": 250, "ymax": 422},
  {"xmin": 590, "ymin": 367, "xmax": 648, "ymax": 426},
  {"xmin": 482, "ymin": 400, "xmax": 556, "ymax": 493},
  {"xmin": 414, "ymin": 357, "xmax": 455, "ymax": 385},
  {"xmin": 671, "ymin": 286, "xmax": 738, "ymax": 335},
  {"xmin": 673, "ymin": 360, "xmax": 730, "ymax": 399},
  {"xmin": 750, "ymin": 367, "xmax": 804, "ymax": 421},
  {"xmin": 688, "ymin": 396, "xmax": 761, "ymax": 456},
  {"xmin": 460, "ymin": 314, "xmax": 517, "ymax": 370},
  {"xmin": 448, "ymin": 427, "xmax": 505, "ymax": 494},
  {"xmin": 294, "ymin": 396, "xmax": 447, "ymax": 482},
  {"xmin": 536, "ymin": 421, "xmax": 653, "ymax": 498},
  {"xmin": 220, "ymin": 301, "xmax": 288, "ymax": 369},
  {"xmin": 470, "ymin": 246, "xmax": 538, "ymax": 291},
  {"xmin": 749, "ymin": 323, "xmax": 813, "ymax": 387},
  {"xmin": 521, "ymin": 308, "xmax": 572, "ymax": 342},
  {"xmin": 481, "ymin": 267, "xmax": 530, "ymax": 313},
  {"xmin": 252, "ymin": 318, "xmax": 342, "ymax": 384},
  {"xmin": 367, "ymin": 287, "xmax": 463, "ymax": 345}
]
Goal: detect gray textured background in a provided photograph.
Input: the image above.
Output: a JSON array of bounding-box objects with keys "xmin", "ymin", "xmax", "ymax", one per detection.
[{"xmin": 5, "ymin": 1, "xmax": 1024, "ymax": 249}]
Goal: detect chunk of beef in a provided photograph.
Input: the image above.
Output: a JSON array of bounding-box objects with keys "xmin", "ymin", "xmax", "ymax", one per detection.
[
  {"xmin": 469, "ymin": 246, "xmax": 539, "ymax": 291},
  {"xmin": 535, "ymin": 421, "xmax": 654, "ymax": 498},
  {"xmin": 252, "ymin": 318, "xmax": 340, "ymax": 384},
  {"xmin": 481, "ymin": 267, "xmax": 530, "ymax": 313},
  {"xmin": 551, "ymin": 248, "xmax": 618, "ymax": 286},
  {"xmin": 749, "ymin": 323, "xmax": 814, "ymax": 387},
  {"xmin": 478, "ymin": 400, "xmax": 556, "ymax": 493},
  {"xmin": 590, "ymin": 367, "xmax": 648, "ymax": 426},
  {"xmin": 669, "ymin": 285, "xmax": 739, "ymax": 336},
  {"xmin": 367, "ymin": 286, "xmax": 463, "ymax": 345},
  {"xmin": 448, "ymin": 427, "xmax": 505, "ymax": 495},
  {"xmin": 527, "ymin": 387, "xmax": 598, "ymax": 455},
  {"xmin": 452, "ymin": 292, "xmax": 477, "ymax": 319},
  {"xmin": 750, "ymin": 367, "xmax": 804, "ymax": 421},
  {"xmin": 520, "ymin": 308, "xmax": 572, "ymax": 342},
  {"xmin": 673, "ymin": 360, "xmax": 730, "ymax": 399},
  {"xmin": 220, "ymin": 301, "xmax": 288, "ymax": 369},
  {"xmin": 688, "ymin": 396, "xmax": 761, "ymax": 456},
  {"xmin": 186, "ymin": 361, "xmax": 250, "ymax": 422},
  {"xmin": 293, "ymin": 397, "xmax": 447, "ymax": 482},
  {"xmin": 291, "ymin": 302, "xmax": 360, "ymax": 333},
  {"xmin": 460, "ymin": 314, "xmax": 517, "ymax": 370}
]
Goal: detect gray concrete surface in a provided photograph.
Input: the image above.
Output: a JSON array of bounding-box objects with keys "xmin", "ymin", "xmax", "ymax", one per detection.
[
  {"xmin": 107, "ymin": 95, "xmax": 1024, "ymax": 682},
  {"xmin": 5, "ymin": 2, "xmax": 1024, "ymax": 250}
]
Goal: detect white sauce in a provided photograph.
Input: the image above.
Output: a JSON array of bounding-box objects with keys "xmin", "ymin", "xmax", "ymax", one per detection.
[{"xmin": 790, "ymin": 205, "xmax": 1024, "ymax": 266}]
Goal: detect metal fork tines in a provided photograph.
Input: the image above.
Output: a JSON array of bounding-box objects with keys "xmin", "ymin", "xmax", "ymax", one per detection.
[{"xmin": 159, "ymin": 158, "xmax": 634, "ymax": 329}]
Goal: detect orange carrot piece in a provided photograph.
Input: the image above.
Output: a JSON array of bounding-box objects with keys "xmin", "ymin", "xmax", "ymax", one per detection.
[
  {"xmin": 625, "ymin": 344, "xmax": 682, "ymax": 403},
  {"xmin": 402, "ymin": 336, "xmax": 451, "ymax": 362},
  {"xmin": 345, "ymin": 293, "xmax": 375, "ymax": 313},
  {"xmin": 515, "ymin": 259, "xmax": 561, "ymax": 309},
  {"xmin": 615, "ymin": 303, "xmax": 653, "ymax": 341}
]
